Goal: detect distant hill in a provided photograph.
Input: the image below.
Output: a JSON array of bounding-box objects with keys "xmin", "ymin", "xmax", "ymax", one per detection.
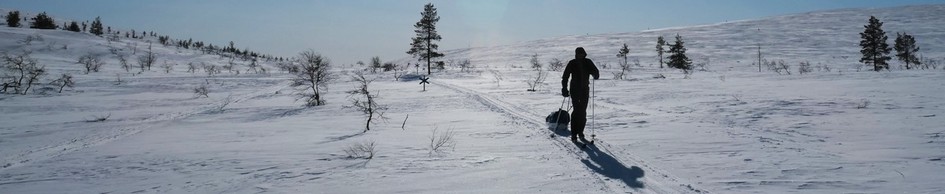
[
  {"xmin": 0, "ymin": 8, "xmax": 282, "ymax": 96},
  {"xmin": 399, "ymin": 4, "xmax": 945, "ymax": 72}
]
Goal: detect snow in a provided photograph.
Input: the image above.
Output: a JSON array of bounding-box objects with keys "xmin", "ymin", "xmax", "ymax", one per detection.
[{"xmin": 2, "ymin": 4, "xmax": 945, "ymax": 194}]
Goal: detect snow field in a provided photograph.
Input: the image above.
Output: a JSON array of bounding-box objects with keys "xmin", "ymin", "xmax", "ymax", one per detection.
[{"xmin": 2, "ymin": 4, "xmax": 945, "ymax": 194}]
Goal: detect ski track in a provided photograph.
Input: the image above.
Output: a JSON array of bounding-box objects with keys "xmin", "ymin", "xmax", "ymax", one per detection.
[
  {"xmin": 434, "ymin": 80, "xmax": 706, "ymax": 194},
  {"xmin": 0, "ymin": 79, "xmax": 291, "ymax": 172}
]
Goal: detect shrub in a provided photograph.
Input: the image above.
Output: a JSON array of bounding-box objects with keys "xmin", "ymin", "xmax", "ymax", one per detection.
[
  {"xmin": 429, "ymin": 127, "xmax": 456, "ymax": 156},
  {"xmin": 457, "ymin": 59, "xmax": 474, "ymax": 73},
  {"xmin": 798, "ymin": 61, "xmax": 812, "ymax": 74},
  {"xmin": 194, "ymin": 84, "xmax": 210, "ymax": 98},
  {"xmin": 343, "ymin": 140, "xmax": 377, "ymax": 159}
]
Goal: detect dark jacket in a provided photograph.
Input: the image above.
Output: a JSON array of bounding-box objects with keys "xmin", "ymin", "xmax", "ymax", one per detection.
[{"xmin": 562, "ymin": 57, "xmax": 600, "ymax": 93}]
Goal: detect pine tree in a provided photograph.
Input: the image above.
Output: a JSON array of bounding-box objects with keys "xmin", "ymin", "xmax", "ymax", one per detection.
[
  {"xmin": 617, "ymin": 43, "xmax": 630, "ymax": 67},
  {"xmin": 407, "ymin": 3, "xmax": 443, "ymax": 75},
  {"xmin": 29, "ymin": 12, "xmax": 57, "ymax": 29},
  {"xmin": 5, "ymin": 11, "xmax": 20, "ymax": 27},
  {"xmin": 894, "ymin": 32, "xmax": 920, "ymax": 69},
  {"xmin": 656, "ymin": 36, "xmax": 666, "ymax": 68},
  {"xmin": 859, "ymin": 16, "xmax": 891, "ymax": 71},
  {"xmin": 370, "ymin": 56, "xmax": 382, "ymax": 73},
  {"xmin": 667, "ymin": 34, "xmax": 691, "ymax": 70},
  {"xmin": 90, "ymin": 16, "xmax": 104, "ymax": 36},
  {"xmin": 67, "ymin": 21, "xmax": 80, "ymax": 32}
]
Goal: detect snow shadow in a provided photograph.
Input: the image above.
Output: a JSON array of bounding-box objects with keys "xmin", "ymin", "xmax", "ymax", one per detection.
[
  {"xmin": 581, "ymin": 144, "xmax": 645, "ymax": 189},
  {"xmin": 547, "ymin": 123, "xmax": 571, "ymax": 137}
]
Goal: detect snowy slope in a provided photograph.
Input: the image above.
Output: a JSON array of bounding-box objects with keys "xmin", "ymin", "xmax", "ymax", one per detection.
[
  {"xmin": 399, "ymin": 4, "xmax": 945, "ymax": 72},
  {"xmin": 1, "ymin": 4, "xmax": 944, "ymax": 194},
  {"xmin": 395, "ymin": 4, "xmax": 945, "ymax": 194}
]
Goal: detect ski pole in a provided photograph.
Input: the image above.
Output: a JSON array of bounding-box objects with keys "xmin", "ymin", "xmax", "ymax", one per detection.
[{"xmin": 591, "ymin": 78, "xmax": 596, "ymax": 142}]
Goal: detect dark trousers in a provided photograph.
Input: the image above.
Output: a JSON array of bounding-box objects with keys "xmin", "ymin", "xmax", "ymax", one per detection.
[{"xmin": 570, "ymin": 88, "xmax": 589, "ymax": 138}]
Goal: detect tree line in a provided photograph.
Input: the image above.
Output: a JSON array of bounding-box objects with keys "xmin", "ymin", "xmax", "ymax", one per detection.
[{"xmin": 4, "ymin": 10, "xmax": 284, "ymax": 62}]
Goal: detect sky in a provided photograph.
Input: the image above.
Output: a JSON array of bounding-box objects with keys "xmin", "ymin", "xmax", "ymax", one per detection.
[{"xmin": 2, "ymin": 0, "xmax": 941, "ymax": 64}]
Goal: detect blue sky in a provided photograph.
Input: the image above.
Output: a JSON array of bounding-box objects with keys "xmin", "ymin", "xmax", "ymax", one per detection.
[{"xmin": 2, "ymin": 0, "xmax": 940, "ymax": 64}]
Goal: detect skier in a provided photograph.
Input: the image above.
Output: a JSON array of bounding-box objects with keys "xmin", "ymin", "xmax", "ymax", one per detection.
[{"xmin": 561, "ymin": 47, "xmax": 599, "ymax": 142}]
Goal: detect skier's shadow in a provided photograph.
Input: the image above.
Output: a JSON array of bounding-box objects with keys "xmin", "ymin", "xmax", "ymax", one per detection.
[
  {"xmin": 581, "ymin": 143, "xmax": 645, "ymax": 189},
  {"xmin": 546, "ymin": 124, "xmax": 645, "ymax": 189}
]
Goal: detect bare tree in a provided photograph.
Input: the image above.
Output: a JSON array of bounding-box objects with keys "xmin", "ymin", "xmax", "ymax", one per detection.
[
  {"xmin": 526, "ymin": 67, "xmax": 547, "ymax": 92},
  {"xmin": 186, "ymin": 62, "xmax": 198, "ymax": 74},
  {"xmin": 246, "ymin": 58, "xmax": 259, "ymax": 74},
  {"xmin": 2, "ymin": 51, "xmax": 45, "ymax": 94},
  {"xmin": 50, "ymin": 73, "xmax": 74, "ymax": 93},
  {"xmin": 211, "ymin": 95, "xmax": 233, "ymax": 113},
  {"xmin": 291, "ymin": 50, "xmax": 333, "ymax": 106},
  {"xmin": 223, "ymin": 58, "xmax": 237, "ymax": 74},
  {"xmin": 547, "ymin": 58, "xmax": 564, "ymax": 71},
  {"xmin": 116, "ymin": 54, "xmax": 131, "ymax": 72},
  {"xmin": 347, "ymin": 71, "xmax": 386, "ymax": 132},
  {"xmin": 769, "ymin": 60, "xmax": 791, "ymax": 75},
  {"xmin": 276, "ymin": 61, "xmax": 298, "ymax": 74},
  {"xmin": 613, "ymin": 58, "xmax": 631, "ymax": 80},
  {"xmin": 490, "ymin": 69, "xmax": 503, "ymax": 87},
  {"xmin": 203, "ymin": 63, "xmax": 221, "ymax": 77},
  {"xmin": 530, "ymin": 53, "xmax": 541, "ymax": 70},
  {"xmin": 77, "ymin": 53, "xmax": 105, "ymax": 74},
  {"xmin": 457, "ymin": 59, "xmax": 474, "ymax": 73},
  {"xmin": 21, "ymin": 64, "xmax": 45, "ymax": 95},
  {"xmin": 137, "ymin": 43, "xmax": 156, "ymax": 72},
  {"xmin": 393, "ymin": 67, "xmax": 406, "ymax": 81},
  {"xmin": 160, "ymin": 60, "xmax": 175, "ymax": 73}
]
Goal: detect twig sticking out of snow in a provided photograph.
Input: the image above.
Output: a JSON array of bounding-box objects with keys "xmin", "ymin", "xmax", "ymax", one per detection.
[
  {"xmin": 85, "ymin": 113, "xmax": 111, "ymax": 122},
  {"xmin": 894, "ymin": 170, "xmax": 905, "ymax": 178},
  {"xmin": 402, "ymin": 114, "xmax": 409, "ymax": 130},
  {"xmin": 856, "ymin": 99, "xmax": 870, "ymax": 109}
]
